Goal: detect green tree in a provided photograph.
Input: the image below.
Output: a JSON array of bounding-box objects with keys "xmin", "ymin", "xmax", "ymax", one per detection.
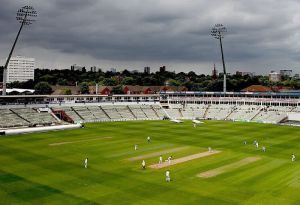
[
  {"xmin": 111, "ymin": 85, "xmax": 124, "ymax": 94},
  {"xmin": 34, "ymin": 82, "xmax": 52, "ymax": 94},
  {"xmin": 63, "ymin": 88, "xmax": 72, "ymax": 95},
  {"xmin": 79, "ymin": 82, "xmax": 89, "ymax": 94},
  {"xmin": 103, "ymin": 78, "xmax": 118, "ymax": 86},
  {"xmin": 57, "ymin": 78, "xmax": 67, "ymax": 86}
]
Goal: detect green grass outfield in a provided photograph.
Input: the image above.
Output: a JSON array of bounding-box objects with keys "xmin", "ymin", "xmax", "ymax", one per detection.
[{"xmin": 1, "ymin": 120, "xmax": 300, "ymax": 205}]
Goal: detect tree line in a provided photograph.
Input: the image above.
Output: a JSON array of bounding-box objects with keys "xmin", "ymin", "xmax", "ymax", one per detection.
[{"xmin": 1, "ymin": 67, "xmax": 300, "ymax": 94}]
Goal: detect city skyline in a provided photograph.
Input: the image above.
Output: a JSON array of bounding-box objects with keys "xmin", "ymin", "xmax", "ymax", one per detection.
[{"xmin": 1, "ymin": 0, "xmax": 300, "ymax": 74}]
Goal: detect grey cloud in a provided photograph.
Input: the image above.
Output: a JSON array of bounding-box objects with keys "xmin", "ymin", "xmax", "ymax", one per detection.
[{"xmin": 1, "ymin": 0, "xmax": 300, "ymax": 74}]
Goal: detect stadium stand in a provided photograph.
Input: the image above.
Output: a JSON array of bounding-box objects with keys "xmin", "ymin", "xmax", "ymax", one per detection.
[
  {"xmin": 9, "ymin": 108, "xmax": 58, "ymax": 126},
  {"xmin": 226, "ymin": 105, "xmax": 261, "ymax": 121},
  {"xmin": 128, "ymin": 105, "xmax": 148, "ymax": 120},
  {"xmin": 52, "ymin": 107, "xmax": 83, "ymax": 123},
  {"xmin": 0, "ymin": 109, "xmax": 29, "ymax": 128}
]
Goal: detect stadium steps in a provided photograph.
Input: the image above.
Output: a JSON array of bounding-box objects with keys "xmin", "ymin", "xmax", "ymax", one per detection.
[
  {"xmin": 127, "ymin": 106, "xmax": 137, "ymax": 119},
  {"xmin": 9, "ymin": 109, "xmax": 31, "ymax": 124},
  {"xmin": 203, "ymin": 105, "xmax": 211, "ymax": 119},
  {"xmin": 99, "ymin": 106, "xmax": 111, "ymax": 120},
  {"xmin": 140, "ymin": 106, "xmax": 149, "ymax": 118},
  {"xmin": 250, "ymin": 108, "xmax": 263, "ymax": 121},
  {"xmin": 178, "ymin": 109, "xmax": 184, "ymax": 118},
  {"xmin": 151, "ymin": 105, "xmax": 160, "ymax": 118},
  {"xmin": 225, "ymin": 106, "xmax": 237, "ymax": 120},
  {"xmin": 86, "ymin": 107, "xmax": 99, "ymax": 119},
  {"xmin": 71, "ymin": 107, "xmax": 84, "ymax": 121}
]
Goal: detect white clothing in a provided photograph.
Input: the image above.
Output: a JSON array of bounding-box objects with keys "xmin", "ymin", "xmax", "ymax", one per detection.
[
  {"xmin": 84, "ymin": 158, "xmax": 88, "ymax": 168},
  {"xmin": 168, "ymin": 156, "xmax": 172, "ymax": 164},
  {"xmin": 134, "ymin": 144, "xmax": 138, "ymax": 150},
  {"xmin": 142, "ymin": 160, "xmax": 146, "ymax": 168},
  {"xmin": 159, "ymin": 156, "xmax": 163, "ymax": 164},
  {"xmin": 166, "ymin": 171, "xmax": 170, "ymax": 182},
  {"xmin": 292, "ymin": 155, "xmax": 296, "ymax": 162}
]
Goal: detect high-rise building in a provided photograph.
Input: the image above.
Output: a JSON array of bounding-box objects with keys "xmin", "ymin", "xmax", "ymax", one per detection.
[
  {"xmin": 269, "ymin": 71, "xmax": 281, "ymax": 82},
  {"xmin": 159, "ymin": 66, "xmax": 166, "ymax": 72},
  {"xmin": 280, "ymin": 70, "xmax": 292, "ymax": 77},
  {"xmin": 7, "ymin": 56, "xmax": 35, "ymax": 83},
  {"xmin": 71, "ymin": 64, "xmax": 85, "ymax": 71},
  {"xmin": 144, "ymin": 66, "xmax": 150, "ymax": 74}
]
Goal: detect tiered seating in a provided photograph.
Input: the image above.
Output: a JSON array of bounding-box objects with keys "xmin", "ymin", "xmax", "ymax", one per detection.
[
  {"xmin": 186, "ymin": 104, "xmax": 208, "ymax": 119},
  {"xmin": 252, "ymin": 106, "xmax": 291, "ymax": 123},
  {"xmin": 87, "ymin": 106, "xmax": 110, "ymax": 121},
  {"xmin": 152, "ymin": 105, "xmax": 166, "ymax": 119},
  {"xmin": 140, "ymin": 105, "xmax": 159, "ymax": 119},
  {"xmin": 72, "ymin": 106, "xmax": 96, "ymax": 121},
  {"xmin": 0, "ymin": 109, "xmax": 29, "ymax": 128},
  {"xmin": 227, "ymin": 105, "xmax": 261, "ymax": 121},
  {"xmin": 180, "ymin": 109, "xmax": 194, "ymax": 119},
  {"xmin": 128, "ymin": 105, "xmax": 148, "ymax": 119},
  {"xmin": 165, "ymin": 109, "xmax": 182, "ymax": 119},
  {"xmin": 12, "ymin": 108, "xmax": 57, "ymax": 125},
  {"xmin": 205, "ymin": 104, "xmax": 235, "ymax": 120},
  {"xmin": 55, "ymin": 107, "xmax": 82, "ymax": 123},
  {"xmin": 115, "ymin": 106, "xmax": 135, "ymax": 120},
  {"xmin": 101, "ymin": 105, "xmax": 122, "ymax": 120}
]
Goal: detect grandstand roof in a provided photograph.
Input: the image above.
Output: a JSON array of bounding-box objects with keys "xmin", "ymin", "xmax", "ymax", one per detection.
[{"xmin": 241, "ymin": 85, "xmax": 272, "ymax": 92}]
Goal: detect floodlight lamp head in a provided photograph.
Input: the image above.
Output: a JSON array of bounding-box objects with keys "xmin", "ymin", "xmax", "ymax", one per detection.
[
  {"xmin": 16, "ymin": 5, "xmax": 37, "ymax": 25},
  {"xmin": 211, "ymin": 24, "xmax": 227, "ymax": 39}
]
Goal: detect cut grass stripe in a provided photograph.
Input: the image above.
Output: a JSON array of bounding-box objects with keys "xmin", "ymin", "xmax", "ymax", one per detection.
[
  {"xmin": 149, "ymin": 150, "xmax": 221, "ymax": 169},
  {"xmin": 197, "ymin": 156, "xmax": 261, "ymax": 178},
  {"xmin": 49, "ymin": 137, "xmax": 112, "ymax": 146},
  {"xmin": 127, "ymin": 146, "xmax": 189, "ymax": 161}
]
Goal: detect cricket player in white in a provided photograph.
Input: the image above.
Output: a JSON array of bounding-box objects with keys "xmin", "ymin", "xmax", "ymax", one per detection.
[
  {"xmin": 84, "ymin": 158, "xmax": 88, "ymax": 168},
  {"xmin": 159, "ymin": 155, "xmax": 163, "ymax": 164},
  {"xmin": 168, "ymin": 156, "xmax": 172, "ymax": 164},
  {"xmin": 255, "ymin": 141, "xmax": 259, "ymax": 149},
  {"xmin": 147, "ymin": 136, "xmax": 151, "ymax": 143},
  {"xmin": 134, "ymin": 144, "xmax": 138, "ymax": 150},
  {"xmin": 208, "ymin": 147, "xmax": 212, "ymax": 152},
  {"xmin": 166, "ymin": 170, "xmax": 170, "ymax": 182},
  {"xmin": 262, "ymin": 146, "xmax": 266, "ymax": 152},
  {"xmin": 292, "ymin": 154, "xmax": 296, "ymax": 162},
  {"xmin": 142, "ymin": 160, "xmax": 146, "ymax": 169}
]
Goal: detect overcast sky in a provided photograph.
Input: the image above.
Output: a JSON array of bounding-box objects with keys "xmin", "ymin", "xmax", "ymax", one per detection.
[{"xmin": 1, "ymin": 0, "xmax": 300, "ymax": 74}]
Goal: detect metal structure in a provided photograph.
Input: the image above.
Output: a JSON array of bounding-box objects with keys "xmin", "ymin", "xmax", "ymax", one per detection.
[
  {"xmin": 2, "ymin": 6, "xmax": 37, "ymax": 96},
  {"xmin": 211, "ymin": 24, "xmax": 227, "ymax": 93}
]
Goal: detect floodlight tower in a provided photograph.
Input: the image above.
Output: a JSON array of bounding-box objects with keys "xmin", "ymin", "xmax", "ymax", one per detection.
[
  {"xmin": 211, "ymin": 24, "xmax": 227, "ymax": 93},
  {"xmin": 2, "ymin": 6, "xmax": 37, "ymax": 95}
]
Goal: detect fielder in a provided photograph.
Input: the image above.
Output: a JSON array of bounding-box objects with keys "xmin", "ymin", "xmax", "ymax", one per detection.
[
  {"xmin": 159, "ymin": 155, "xmax": 163, "ymax": 164},
  {"xmin": 166, "ymin": 170, "xmax": 171, "ymax": 182},
  {"xmin": 292, "ymin": 154, "xmax": 296, "ymax": 162},
  {"xmin": 168, "ymin": 156, "xmax": 172, "ymax": 164},
  {"xmin": 134, "ymin": 144, "xmax": 138, "ymax": 150},
  {"xmin": 142, "ymin": 160, "xmax": 146, "ymax": 169},
  {"xmin": 208, "ymin": 147, "xmax": 212, "ymax": 152},
  {"xmin": 84, "ymin": 157, "xmax": 88, "ymax": 168},
  {"xmin": 255, "ymin": 141, "xmax": 259, "ymax": 149},
  {"xmin": 147, "ymin": 136, "xmax": 151, "ymax": 143},
  {"xmin": 262, "ymin": 146, "xmax": 266, "ymax": 152}
]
